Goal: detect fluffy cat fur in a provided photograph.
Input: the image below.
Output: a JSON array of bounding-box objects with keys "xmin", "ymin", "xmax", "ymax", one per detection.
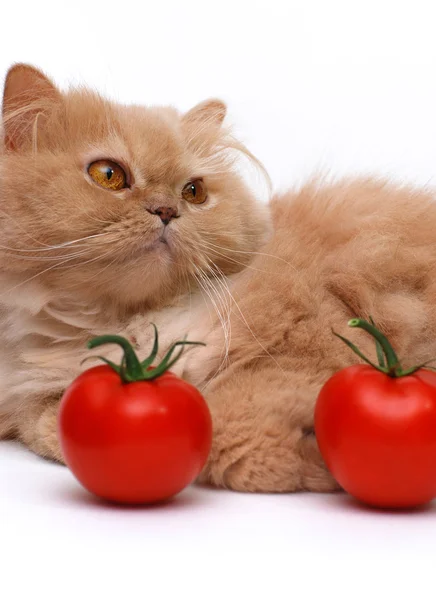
[{"xmin": 2, "ymin": 64, "xmax": 436, "ymax": 494}]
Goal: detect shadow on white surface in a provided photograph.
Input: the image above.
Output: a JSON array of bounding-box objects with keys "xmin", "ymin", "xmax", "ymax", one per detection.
[
  {"xmin": 321, "ymin": 490, "xmax": 436, "ymax": 516},
  {"xmin": 1, "ymin": 437, "xmax": 435, "ymax": 597},
  {"xmin": 53, "ymin": 480, "xmax": 213, "ymax": 512}
]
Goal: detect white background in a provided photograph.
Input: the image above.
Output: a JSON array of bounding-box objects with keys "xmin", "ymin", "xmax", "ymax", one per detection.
[{"xmin": 2, "ymin": 1, "xmax": 436, "ymax": 598}]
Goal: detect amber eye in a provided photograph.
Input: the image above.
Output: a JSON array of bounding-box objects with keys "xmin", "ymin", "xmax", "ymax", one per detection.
[
  {"xmin": 182, "ymin": 179, "xmax": 208, "ymax": 204},
  {"xmin": 87, "ymin": 160, "xmax": 127, "ymax": 191}
]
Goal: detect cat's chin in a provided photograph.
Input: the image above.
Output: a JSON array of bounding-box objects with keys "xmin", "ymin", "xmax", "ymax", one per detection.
[
  {"xmin": 128, "ymin": 225, "xmax": 172, "ymax": 255},
  {"xmin": 144, "ymin": 232, "xmax": 171, "ymax": 253},
  {"xmin": 147, "ymin": 238, "xmax": 169, "ymax": 253}
]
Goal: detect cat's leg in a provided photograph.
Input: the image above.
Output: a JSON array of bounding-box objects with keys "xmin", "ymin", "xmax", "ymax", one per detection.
[
  {"xmin": 3, "ymin": 307, "xmax": 205, "ymax": 463},
  {"xmin": 197, "ymin": 366, "xmax": 339, "ymax": 493},
  {"xmin": 15, "ymin": 395, "xmax": 63, "ymax": 462},
  {"xmin": 2, "ymin": 336, "xmax": 132, "ymax": 462}
]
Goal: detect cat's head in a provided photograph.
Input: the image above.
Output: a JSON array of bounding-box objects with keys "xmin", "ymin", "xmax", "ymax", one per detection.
[{"xmin": 0, "ymin": 64, "xmax": 271, "ymax": 311}]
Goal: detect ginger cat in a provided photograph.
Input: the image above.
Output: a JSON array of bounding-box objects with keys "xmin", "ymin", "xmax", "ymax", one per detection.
[{"xmin": 2, "ymin": 64, "xmax": 436, "ymax": 493}]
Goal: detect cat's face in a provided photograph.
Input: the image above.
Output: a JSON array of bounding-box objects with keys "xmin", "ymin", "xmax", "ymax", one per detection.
[{"xmin": 0, "ymin": 65, "xmax": 270, "ymax": 310}]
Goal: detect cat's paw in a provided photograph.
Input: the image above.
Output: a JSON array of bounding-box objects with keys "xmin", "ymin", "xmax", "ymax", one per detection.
[
  {"xmin": 19, "ymin": 401, "xmax": 64, "ymax": 464},
  {"xmin": 196, "ymin": 368, "xmax": 339, "ymax": 493},
  {"xmin": 198, "ymin": 420, "xmax": 337, "ymax": 493},
  {"xmin": 36, "ymin": 403, "xmax": 64, "ymax": 462}
]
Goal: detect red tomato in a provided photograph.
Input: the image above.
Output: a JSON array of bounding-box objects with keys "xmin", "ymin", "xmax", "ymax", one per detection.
[
  {"xmin": 315, "ymin": 358, "xmax": 436, "ymax": 509},
  {"xmin": 58, "ymin": 333, "xmax": 212, "ymax": 504}
]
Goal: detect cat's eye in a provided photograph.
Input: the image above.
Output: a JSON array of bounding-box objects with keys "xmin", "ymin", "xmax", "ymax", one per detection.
[
  {"xmin": 87, "ymin": 160, "xmax": 127, "ymax": 191},
  {"xmin": 182, "ymin": 179, "xmax": 208, "ymax": 204}
]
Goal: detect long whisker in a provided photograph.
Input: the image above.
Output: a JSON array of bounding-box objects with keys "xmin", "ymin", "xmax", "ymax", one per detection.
[
  {"xmin": 194, "ymin": 267, "xmax": 228, "ymax": 339},
  {"xmin": 186, "ymin": 282, "xmax": 230, "ymax": 391},
  {"xmin": 199, "ymin": 238, "xmax": 298, "ymax": 271},
  {"xmin": 196, "ymin": 241, "xmax": 282, "ymax": 275},
  {"xmin": 199, "ymin": 267, "xmax": 233, "ymax": 377},
  {"xmin": 205, "ymin": 259, "xmax": 289, "ymax": 382},
  {"xmin": 0, "ymin": 254, "xmax": 89, "ymax": 298},
  {"xmin": 0, "ymin": 238, "xmax": 119, "ymax": 298},
  {"xmin": 0, "ymin": 249, "xmax": 91, "ymax": 262},
  {"xmin": 196, "ymin": 264, "xmax": 232, "ymax": 363},
  {"xmin": 0, "ymin": 205, "xmax": 58, "ymax": 249},
  {"xmin": 192, "ymin": 272, "xmax": 215, "ymax": 323},
  {"xmin": 0, "ymin": 232, "xmax": 111, "ymax": 254}
]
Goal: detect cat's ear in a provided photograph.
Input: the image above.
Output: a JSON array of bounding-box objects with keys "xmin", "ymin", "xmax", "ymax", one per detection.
[
  {"xmin": 183, "ymin": 99, "xmax": 227, "ymax": 128},
  {"xmin": 2, "ymin": 64, "xmax": 62, "ymax": 151}
]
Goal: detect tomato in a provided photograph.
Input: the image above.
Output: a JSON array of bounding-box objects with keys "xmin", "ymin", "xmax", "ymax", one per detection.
[
  {"xmin": 315, "ymin": 318, "xmax": 436, "ymax": 509},
  {"xmin": 58, "ymin": 330, "xmax": 212, "ymax": 504}
]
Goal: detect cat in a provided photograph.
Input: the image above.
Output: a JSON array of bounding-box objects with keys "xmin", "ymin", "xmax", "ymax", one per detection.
[{"xmin": 3, "ymin": 64, "xmax": 436, "ymax": 495}]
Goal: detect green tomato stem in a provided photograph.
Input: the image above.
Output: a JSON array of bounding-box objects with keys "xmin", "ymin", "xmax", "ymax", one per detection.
[
  {"xmin": 332, "ymin": 329, "xmax": 387, "ymax": 373},
  {"xmin": 369, "ymin": 315, "xmax": 386, "ymax": 369},
  {"xmin": 87, "ymin": 326, "xmax": 205, "ymax": 383},
  {"xmin": 334, "ymin": 317, "xmax": 435, "ymax": 378},
  {"xmin": 88, "ymin": 335, "xmax": 144, "ymax": 382},
  {"xmin": 348, "ymin": 319, "xmax": 402, "ymax": 375}
]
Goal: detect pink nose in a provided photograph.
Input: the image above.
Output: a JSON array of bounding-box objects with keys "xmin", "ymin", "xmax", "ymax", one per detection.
[{"xmin": 147, "ymin": 206, "xmax": 178, "ymax": 225}]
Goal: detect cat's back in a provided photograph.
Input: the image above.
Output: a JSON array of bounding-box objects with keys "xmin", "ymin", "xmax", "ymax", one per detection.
[
  {"xmin": 218, "ymin": 176, "xmax": 436, "ymax": 372},
  {"xmin": 232, "ymin": 176, "xmax": 436, "ymax": 331},
  {"xmin": 271, "ymin": 177, "xmax": 436, "ymax": 252},
  {"xmin": 265, "ymin": 177, "xmax": 436, "ymax": 283}
]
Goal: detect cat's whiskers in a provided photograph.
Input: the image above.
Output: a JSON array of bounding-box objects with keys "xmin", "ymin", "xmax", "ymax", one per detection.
[
  {"xmin": 192, "ymin": 268, "xmax": 233, "ymax": 380},
  {"xmin": 183, "ymin": 269, "xmax": 194, "ymax": 323},
  {"xmin": 52, "ymin": 247, "xmax": 116, "ymax": 272},
  {"xmin": 193, "ymin": 264, "xmax": 236, "ymax": 388},
  {"xmin": 195, "ymin": 264, "xmax": 232, "ymax": 363},
  {"xmin": 0, "ymin": 239, "xmax": 115, "ymax": 266},
  {"xmin": 201, "ymin": 258, "xmax": 289, "ymax": 384},
  {"xmin": 206, "ymin": 267, "xmax": 233, "ymax": 352},
  {"xmin": 171, "ymin": 241, "xmax": 234, "ymax": 380},
  {"xmin": 189, "ymin": 268, "xmax": 236, "ymax": 391},
  {"xmin": 0, "ymin": 249, "xmax": 90, "ymax": 262},
  {"xmin": 199, "ymin": 238, "xmax": 299, "ymax": 271},
  {"xmin": 196, "ymin": 240, "xmax": 281, "ymax": 275},
  {"xmin": 194, "ymin": 266, "xmax": 227, "ymax": 330},
  {"xmin": 0, "ymin": 206, "xmax": 58, "ymax": 249},
  {"xmin": 200, "ymin": 266, "xmax": 234, "ymax": 378},
  {"xmin": 192, "ymin": 258, "xmax": 231, "ymax": 350},
  {"xmin": 0, "ymin": 254, "xmax": 91, "ymax": 299},
  {"xmin": 0, "ymin": 241, "xmax": 117, "ymax": 298},
  {"xmin": 14, "ymin": 191, "xmax": 122, "ymax": 230},
  {"xmin": 192, "ymin": 271, "xmax": 216, "ymax": 324},
  {"xmin": 0, "ymin": 231, "xmax": 111, "ymax": 254},
  {"xmin": 0, "ymin": 204, "xmax": 95, "ymax": 250},
  {"xmin": 176, "ymin": 259, "xmax": 193, "ymax": 302}
]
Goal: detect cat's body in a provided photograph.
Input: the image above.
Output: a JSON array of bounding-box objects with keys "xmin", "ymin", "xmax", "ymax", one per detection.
[{"xmin": 2, "ymin": 65, "xmax": 436, "ymax": 493}]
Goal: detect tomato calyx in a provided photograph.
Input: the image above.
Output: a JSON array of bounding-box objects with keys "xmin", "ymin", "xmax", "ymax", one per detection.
[
  {"xmin": 333, "ymin": 318, "xmax": 436, "ymax": 378},
  {"xmin": 86, "ymin": 324, "xmax": 205, "ymax": 383}
]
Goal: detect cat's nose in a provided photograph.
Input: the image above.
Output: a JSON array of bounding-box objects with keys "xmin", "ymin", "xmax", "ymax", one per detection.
[{"xmin": 146, "ymin": 206, "xmax": 179, "ymax": 226}]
